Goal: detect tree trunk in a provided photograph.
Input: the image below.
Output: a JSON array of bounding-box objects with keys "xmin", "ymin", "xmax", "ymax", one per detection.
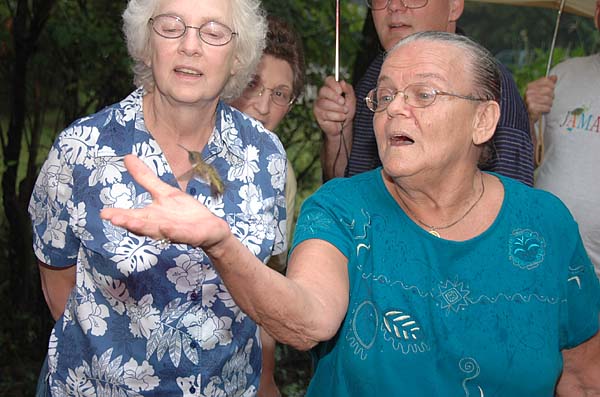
[{"xmin": 3, "ymin": 0, "xmax": 58, "ymax": 356}]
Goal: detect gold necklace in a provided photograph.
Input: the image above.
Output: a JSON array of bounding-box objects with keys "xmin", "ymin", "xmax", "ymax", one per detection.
[{"xmin": 397, "ymin": 173, "xmax": 485, "ymax": 238}]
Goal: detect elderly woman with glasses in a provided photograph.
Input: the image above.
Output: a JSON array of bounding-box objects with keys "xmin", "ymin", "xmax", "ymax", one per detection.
[
  {"xmin": 228, "ymin": 15, "xmax": 305, "ymax": 397},
  {"xmin": 29, "ymin": 0, "xmax": 289, "ymax": 396},
  {"xmin": 101, "ymin": 32, "xmax": 600, "ymax": 396}
]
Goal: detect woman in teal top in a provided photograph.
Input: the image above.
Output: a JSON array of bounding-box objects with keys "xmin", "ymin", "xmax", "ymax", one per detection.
[
  {"xmin": 101, "ymin": 32, "xmax": 600, "ymax": 396},
  {"xmin": 295, "ymin": 169, "xmax": 597, "ymax": 396}
]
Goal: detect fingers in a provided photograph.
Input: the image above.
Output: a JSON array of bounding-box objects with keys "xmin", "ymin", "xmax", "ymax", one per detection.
[
  {"xmin": 123, "ymin": 155, "xmax": 178, "ymax": 198},
  {"xmin": 313, "ymin": 76, "xmax": 356, "ymax": 137},
  {"xmin": 100, "ymin": 207, "xmax": 163, "ymax": 240},
  {"xmin": 524, "ymin": 76, "xmax": 557, "ymax": 123}
]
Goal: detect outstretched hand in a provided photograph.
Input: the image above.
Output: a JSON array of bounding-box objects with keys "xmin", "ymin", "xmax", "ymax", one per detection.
[{"xmin": 100, "ymin": 155, "xmax": 231, "ymax": 249}]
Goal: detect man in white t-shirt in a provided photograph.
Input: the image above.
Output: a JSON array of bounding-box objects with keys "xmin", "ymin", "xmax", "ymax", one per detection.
[{"xmin": 524, "ymin": 0, "xmax": 600, "ymax": 275}]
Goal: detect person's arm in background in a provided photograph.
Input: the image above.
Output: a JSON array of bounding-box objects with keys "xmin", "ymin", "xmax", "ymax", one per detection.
[
  {"xmin": 260, "ymin": 163, "xmax": 297, "ymax": 396},
  {"xmin": 258, "ymin": 328, "xmax": 281, "ymax": 397},
  {"xmin": 556, "ymin": 330, "xmax": 600, "ymax": 396},
  {"xmin": 313, "ymin": 76, "xmax": 356, "ymax": 181},
  {"xmin": 524, "ymin": 75, "xmax": 558, "ymax": 151},
  {"xmin": 485, "ymin": 62, "xmax": 535, "ymax": 186},
  {"xmin": 38, "ymin": 261, "xmax": 76, "ymax": 321}
]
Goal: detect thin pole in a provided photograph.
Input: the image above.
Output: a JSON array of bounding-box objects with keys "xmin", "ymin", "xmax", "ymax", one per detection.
[
  {"xmin": 335, "ymin": 0, "xmax": 341, "ymax": 81},
  {"xmin": 546, "ymin": 0, "xmax": 567, "ymax": 76},
  {"xmin": 538, "ymin": 0, "xmax": 567, "ymax": 166}
]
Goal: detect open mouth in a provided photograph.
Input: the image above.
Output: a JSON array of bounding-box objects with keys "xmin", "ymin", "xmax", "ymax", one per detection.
[
  {"xmin": 175, "ymin": 67, "xmax": 203, "ymax": 76},
  {"xmin": 389, "ymin": 23, "xmax": 409, "ymax": 30},
  {"xmin": 390, "ymin": 134, "xmax": 414, "ymax": 145}
]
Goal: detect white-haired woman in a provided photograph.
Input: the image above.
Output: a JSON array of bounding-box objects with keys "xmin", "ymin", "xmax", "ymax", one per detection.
[
  {"xmin": 30, "ymin": 0, "xmax": 287, "ymax": 395},
  {"xmin": 101, "ymin": 32, "xmax": 600, "ymax": 396}
]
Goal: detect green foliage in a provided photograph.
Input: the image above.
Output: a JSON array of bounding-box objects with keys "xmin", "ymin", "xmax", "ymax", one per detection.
[
  {"xmin": 2, "ymin": 0, "xmax": 598, "ymax": 396},
  {"xmin": 461, "ymin": 3, "xmax": 599, "ymax": 55},
  {"xmin": 510, "ymin": 46, "xmax": 587, "ymax": 95},
  {"xmin": 262, "ymin": 1, "xmax": 367, "ymax": 208},
  {"xmin": 1, "ymin": 1, "xmax": 367, "ymax": 396}
]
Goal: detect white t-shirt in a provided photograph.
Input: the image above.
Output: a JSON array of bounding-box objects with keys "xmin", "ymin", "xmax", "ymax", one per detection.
[{"xmin": 535, "ymin": 53, "xmax": 600, "ymax": 274}]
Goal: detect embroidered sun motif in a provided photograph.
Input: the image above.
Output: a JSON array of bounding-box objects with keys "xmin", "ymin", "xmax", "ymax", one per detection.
[
  {"xmin": 508, "ymin": 229, "xmax": 546, "ymax": 270},
  {"xmin": 437, "ymin": 279, "xmax": 471, "ymax": 313}
]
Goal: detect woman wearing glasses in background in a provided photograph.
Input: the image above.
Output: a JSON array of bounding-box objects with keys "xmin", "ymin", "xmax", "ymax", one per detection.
[
  {"xmin": 229, "ymin": 15, "xmax": 305, "ymax": 397},
  {"xmin": 30, "ymin": 0, "xmax": 288, "ymax": 395}
]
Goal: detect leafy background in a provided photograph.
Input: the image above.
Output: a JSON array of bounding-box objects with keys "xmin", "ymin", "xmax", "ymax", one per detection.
[{"xmin": 0, "ymin": 0, "xmax": 598, "ymax": 395}]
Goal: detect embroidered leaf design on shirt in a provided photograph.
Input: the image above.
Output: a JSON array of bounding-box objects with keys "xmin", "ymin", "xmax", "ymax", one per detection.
[
  {"xmin": 183, "ymin": 335, "xmax": 200, "ymax": 365},
  {"xmin": 161, "ymin": 298, "xmax": 193, "ymax": 324},
  {"xmin": 146, "ymin": 326, "xmax": 164, "ymax": 360},
  {"xmin": 383, "ymin": 311, "xmax": 421, "ymax": 341},
  {"xmin": 156, "ymin": 328, "xmax": 172, "ymax": 361},
  {"xmin": 146, "ymin": 298, "xmax": 199, "ymax": 367},
  {"xmin": 105, "ymin": 354, "xmax": 124, "ymax": 384},
  {"xmin": 169, "ymin": 331, "xmax": 183, "ymax": 367}
]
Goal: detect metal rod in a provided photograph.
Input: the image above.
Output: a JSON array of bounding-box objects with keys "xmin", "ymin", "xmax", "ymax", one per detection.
[
  {"xmin": 335, "ymin": 0, "xmax": 341, "ymax": 81},
  {"xmin": 546, "ymin": 0, "xmax": 567, "ymax": 76}
]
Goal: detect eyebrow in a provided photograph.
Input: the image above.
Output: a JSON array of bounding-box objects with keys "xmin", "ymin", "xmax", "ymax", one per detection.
[
  {"xmin": 159, "ymin": 12, "xmax": 229, "ymax": 26},
  {"xmin": 377, "ymin": 72, "xmax": 448, "ymax": 85}
]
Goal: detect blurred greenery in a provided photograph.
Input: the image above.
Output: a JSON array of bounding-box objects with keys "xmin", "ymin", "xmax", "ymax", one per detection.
[{"xmin": 0, "ymin": 0, "xmax": 598, "ymax": 396}]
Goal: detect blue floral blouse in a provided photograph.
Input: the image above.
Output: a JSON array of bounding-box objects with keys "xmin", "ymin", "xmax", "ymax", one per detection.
[{"xmin": 29, "ymin": 88, "xmax": 287, "ymax": 396}]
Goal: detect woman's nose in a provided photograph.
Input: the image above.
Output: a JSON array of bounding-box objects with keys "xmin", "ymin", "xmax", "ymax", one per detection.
[
  {"xmin": 254, "ymin": 90, "xmax": 271, "ymax": 115},
  {"xmin": 178, "ymin": 29, "xmax": 204, "ymax": 56},
  {"xmin": 388, "ymin": 0, "xmax": 409, "ymax": 12},
  {"xmin": 385, "ymin": 93, "xmax": 411, "ymax": 118}
]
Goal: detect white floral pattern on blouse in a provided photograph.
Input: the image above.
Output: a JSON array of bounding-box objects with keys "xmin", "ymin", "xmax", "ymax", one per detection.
[{"xmin": 29, "ymin": 88, "xmax": 287, "ymax": 396}]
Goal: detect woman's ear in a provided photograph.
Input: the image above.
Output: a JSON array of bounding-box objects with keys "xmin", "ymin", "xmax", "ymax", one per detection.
[
  {"xmin": 230, "ymin": 56, "xmax": 241, "ymax": 76},
  {"xmin": 472, "ymin": 101, "xmax": 500, "ymax": 145},
  {"xmin": 449, "ymin": 0, "xmax": 465, "ymax": 23}
]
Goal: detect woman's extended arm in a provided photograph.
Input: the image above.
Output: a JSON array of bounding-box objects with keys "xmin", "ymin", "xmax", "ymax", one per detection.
[
  {"xmin": 556, "ymin": 330, "xmax": 600, "ymax": 396},
  {"xmin": 38, "ymin": 261, "xmax": 76, "ymax": 321},
  {"xmin": 101, "ymin": 155, "xmax": 350, "ymax": 351}
]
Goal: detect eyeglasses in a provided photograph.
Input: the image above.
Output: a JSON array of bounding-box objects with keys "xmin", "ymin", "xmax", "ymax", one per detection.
[
  {"xmin": 149, "ymin": 14, "xmax": 237, "ymax": 46},
  {"xmin": 365, "ymin": 0, "xmax": 429, "ymax": 10},
  {"xmin": 242, "ymin": 78, "xmax": 295, "ymax": 107},
  {"xmin": 365, "ymin": 84, "xmax": 488, "ymax": 112}
]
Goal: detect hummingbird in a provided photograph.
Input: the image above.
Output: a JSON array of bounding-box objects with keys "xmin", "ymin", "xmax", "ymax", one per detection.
[{"xmin": 178, "ymin": 144, "xmax": 225, "ymax": 198}]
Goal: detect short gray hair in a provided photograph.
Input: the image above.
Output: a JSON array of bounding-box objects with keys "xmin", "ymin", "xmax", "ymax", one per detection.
[
  {"xmin": 122, "ymin": 0, "xmax": 267, "ymax": 101},
  {"xmin": 387, "ymin": 32, "xmax": 501, "ymax": 164},
  {"xmin": 387, "ymin": 31, "xmax": 501, "ymax": 104}
]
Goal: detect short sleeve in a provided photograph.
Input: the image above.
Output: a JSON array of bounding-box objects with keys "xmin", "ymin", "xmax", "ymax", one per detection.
[
  {"xmin": 483, "ymin": 62, "xmax": 534, "ymax": 186},
  {"xmin": 28, "ymin": 137, "xmax": 79, "ymax": 268},
  {"xmin": 559, "ymin": 232, "xmax": 600, "ymax": 349},
  {"xmin": 290, "ymin": 181, "xmax": 355, "ymax": 260}
]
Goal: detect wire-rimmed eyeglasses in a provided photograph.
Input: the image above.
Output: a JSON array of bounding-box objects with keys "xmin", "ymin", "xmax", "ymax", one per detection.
[
  {"xmin": 242, "ymin": 78, "xmax": 295, "ymax": 107},
  {"xmin": 365, "ymin": 84, "xmax": 488, "ymax": 112},
  {"xmin": 149, "ymin": 14, "xmax": 237, "ymax": 46},
  {"xmin": 365, "ymin": 0, "xmax": 429, "ymax": 10}
]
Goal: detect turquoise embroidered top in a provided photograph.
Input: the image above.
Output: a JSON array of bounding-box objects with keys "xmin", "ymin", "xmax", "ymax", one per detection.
[{"xmin": 292, "ymin": 169, "xmax": 600, "ymax": 397}]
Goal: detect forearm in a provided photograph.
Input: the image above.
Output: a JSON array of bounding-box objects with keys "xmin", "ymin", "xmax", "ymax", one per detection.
[
  {"xmin": 261, "ymin": 327, "xmax": 277, "ymax": 375},
  {"xmin": 205, "ymin": 234, "xmax": 340, "ymax": 350},
  {"xmin": 258, "ymin": 327, "xmax": 279, "ymax": 397},
  {"xmin": 320, "ymin": 124, "xmax": 353, "ymax": 182},
  {"xmin": 38, "ymin": 262, "xmax": 76, "ymax": 321},
  {"xmin": 556, "ymin": 332, "xmax": 600, "ymax": 396}
]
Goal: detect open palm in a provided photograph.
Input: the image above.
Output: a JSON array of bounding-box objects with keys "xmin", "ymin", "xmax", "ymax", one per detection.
[{"xmin": 101, "ymin": 155, "xmax": 230, "ymax": 249}]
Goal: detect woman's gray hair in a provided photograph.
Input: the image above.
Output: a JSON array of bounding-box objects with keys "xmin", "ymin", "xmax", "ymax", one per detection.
[
  {"xmin": 122, "ymin": 0, "xmax": 267, "ymax": 101},
  {"xmin": 387, "ymin": 31, "xmax": 501, "ymax": 104},
  {"xmin": 387, "ymin": 31, "xmax": 501, "ymax": 165}
]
